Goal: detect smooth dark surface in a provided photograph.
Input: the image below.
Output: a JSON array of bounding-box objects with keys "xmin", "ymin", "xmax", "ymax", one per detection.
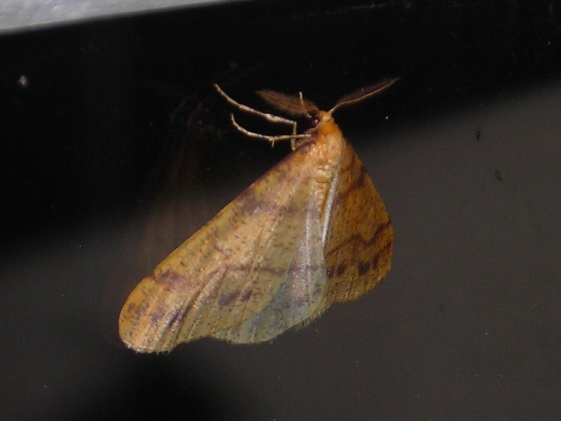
[{"xmin": 1, "ymin": 1, "xmax": 560, "ymax": 420}]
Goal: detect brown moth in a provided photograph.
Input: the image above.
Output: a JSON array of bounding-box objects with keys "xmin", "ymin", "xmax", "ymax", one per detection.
[{"xmin": 119, "ymin": 79, "xmax": 398, "ymax": 352}]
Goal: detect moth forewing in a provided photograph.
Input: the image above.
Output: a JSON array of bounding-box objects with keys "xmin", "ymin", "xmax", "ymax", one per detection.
[
  {"xmin": 212, "ymin": 171, "xmax": 327, "ymax": 342},
  {"xmin": 119, "ymin": 146, "xmax": 319, "ymax": 351}
]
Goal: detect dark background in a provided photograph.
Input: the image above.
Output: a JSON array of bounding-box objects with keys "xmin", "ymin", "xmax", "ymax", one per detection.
[{"xmin": 1, "ymin": 0, "xmax": 560, "ymax": 419}]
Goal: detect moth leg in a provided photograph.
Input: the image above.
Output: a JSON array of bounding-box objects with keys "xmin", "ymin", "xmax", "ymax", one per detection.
[
  {"xmin": 297, "ymin": 91, "xmax": 313, "ymax": 119},
  {"xmin": 214, "ymin": 84, "xmax": 294, "ymax": 127},
  {"xmin": 229, "ymin": 114, "xmax": 310, "ymax": 148},
  {"xmin": 215, "ymin": 83, "xmax": 311, "ymax": 148}
]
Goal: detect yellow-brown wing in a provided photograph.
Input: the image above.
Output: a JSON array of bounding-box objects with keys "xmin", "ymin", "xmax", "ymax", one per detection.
[
  {"xmin": 211, "ymin": 183, "xmax": 327, "ymax": 343},
  {"xmin": 314, "ymin": 139, "xmax": 393, "ymax": 317},
  {"xmin": 119, "ymin": 145, "xmax": 321, "ymax": 352}
]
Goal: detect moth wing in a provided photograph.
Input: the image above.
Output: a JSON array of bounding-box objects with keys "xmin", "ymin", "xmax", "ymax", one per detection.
[
  {"xmin": 211, "ymin": 185, "xmax": 327, "ymax": 343},
  {"xmin": 314, "ymin": 140, "xmax": 394, "ymax": 317},
  {"xmin": 119, "ymin": 147, "xmax": 318, "ymax": 352}
]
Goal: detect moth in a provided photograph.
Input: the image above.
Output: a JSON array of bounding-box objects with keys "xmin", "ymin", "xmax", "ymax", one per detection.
[{"xmin": 119, "ymin": 79, "xmax": 398, "ymax": 352}]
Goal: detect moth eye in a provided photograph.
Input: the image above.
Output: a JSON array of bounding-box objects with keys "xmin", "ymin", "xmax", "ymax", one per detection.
[{"xmin": 310, "ymin": 117, "xmax": 320, "ymax": 128}]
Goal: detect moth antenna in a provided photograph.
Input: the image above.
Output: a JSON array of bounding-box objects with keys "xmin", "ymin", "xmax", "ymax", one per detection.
[
  {"xmin": 256, "ymin": 89, "xmax": 320, "ymax": 119},
  {"xmin": 329, "ymin": 78, "xmax": 400, "ymax": 114}
]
